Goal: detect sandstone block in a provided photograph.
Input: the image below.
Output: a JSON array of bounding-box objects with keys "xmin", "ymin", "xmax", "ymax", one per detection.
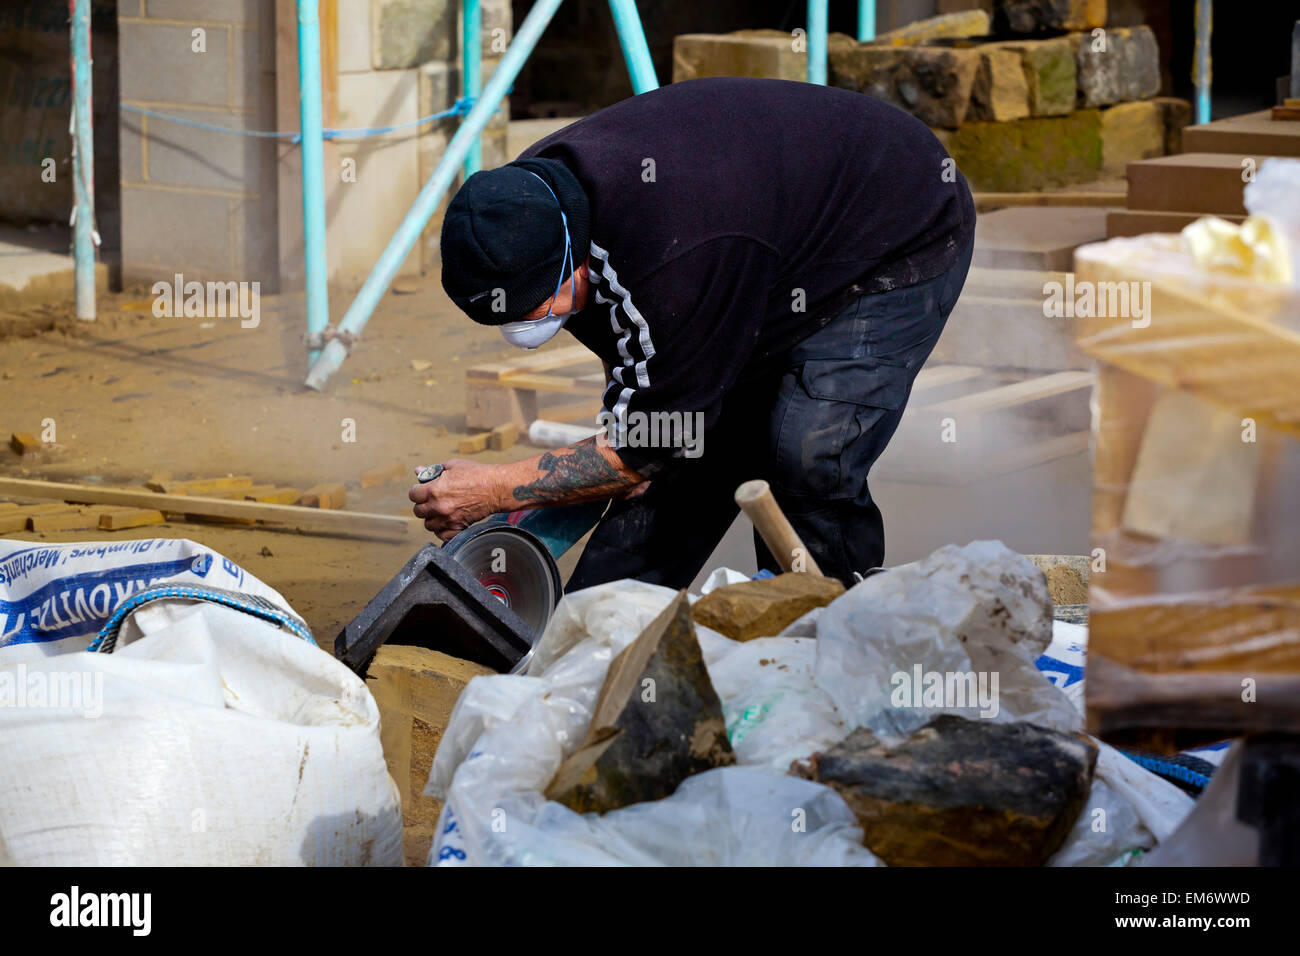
[
  {"xmin": 691, "ymin": 573, "xmax": 845, "ymax": 642},
  {"xmin": 546, "ymin": 592, "xmax": 735, "ymax": 814},
  {"xmin": 791, "ymin": 716, "xmax": 1097, "ymax": 866}
]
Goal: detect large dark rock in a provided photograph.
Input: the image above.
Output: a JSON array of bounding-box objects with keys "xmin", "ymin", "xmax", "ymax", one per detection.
[
  {"xmin": 546, "ymin": 592, "xmax": 735, "ymax": 814},
  {"xmin": 791, "ymin": 716, "xmax": 1097, "ymax": 865}
]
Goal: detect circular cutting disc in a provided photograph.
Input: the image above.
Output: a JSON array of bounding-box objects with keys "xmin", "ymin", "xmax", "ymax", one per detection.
[{"xmin": 442, "ymin": 523, "xmax": 561, "ymax": 667}]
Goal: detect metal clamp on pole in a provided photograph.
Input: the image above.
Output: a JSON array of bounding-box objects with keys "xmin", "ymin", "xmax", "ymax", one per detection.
[{"xmin": 304, "ymin": 327, "xmax": 359, "ymax": 353}]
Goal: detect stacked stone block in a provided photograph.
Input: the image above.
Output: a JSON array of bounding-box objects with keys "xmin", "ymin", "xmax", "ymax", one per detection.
[{"xmin": 672, "ymin": 1, "xmax": 1190, "ymax": 192}]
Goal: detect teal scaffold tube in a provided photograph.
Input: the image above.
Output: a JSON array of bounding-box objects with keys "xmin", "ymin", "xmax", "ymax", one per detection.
[
  {"xmin": 807, "ymin": 0, "xmax": 828, "ymax": 85},
  {"xmin": 858, "ymin": 0, "xmax": 876, "ymax": 42},
  {"xmin": 298, "ymin": 0, "xmax": 331, "ymax": 364},
  {"xmin": 463, "ymin": 0, "xmax": 483, "ymax": 177},
  {"xmin": 71, "ymin": 0, "xmax": 96, "ymax": 321},
  {"xmin": 607, "ymin": 0, "xmax": 659, "ymax": 94},
  {"xmin": 304, "ymin": 0, "xmax": 566, "ymax": 391}
]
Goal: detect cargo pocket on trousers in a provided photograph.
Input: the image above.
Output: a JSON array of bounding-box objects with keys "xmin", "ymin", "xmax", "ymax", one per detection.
[{"xmin": 771, "ymin": 357, "xmax": 911, "ymax": 499}]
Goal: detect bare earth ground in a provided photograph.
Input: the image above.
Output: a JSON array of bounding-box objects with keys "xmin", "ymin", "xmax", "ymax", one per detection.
[{"xmin": 0, "ymin": 276, "xmax": 559, "ymax": 646}]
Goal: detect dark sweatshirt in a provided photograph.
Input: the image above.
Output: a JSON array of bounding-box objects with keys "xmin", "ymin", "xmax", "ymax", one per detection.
[{"xmin": 520, "ymin": 77, "xmax": 974, "ymax": 475}]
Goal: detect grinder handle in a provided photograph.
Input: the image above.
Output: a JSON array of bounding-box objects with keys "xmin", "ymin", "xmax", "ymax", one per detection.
[{"xmin": 734, "ymin": 479, "xmax": 822, "ymax": 576}]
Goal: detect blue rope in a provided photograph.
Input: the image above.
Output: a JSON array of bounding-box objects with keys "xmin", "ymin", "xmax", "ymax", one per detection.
[
  {"xmin": 1120, "ymin": 750, "xmax": 1214, "ymax": 791},
  {"xmin": 120, "ymin": 97, "xmax": 487, "ymax": 143}
]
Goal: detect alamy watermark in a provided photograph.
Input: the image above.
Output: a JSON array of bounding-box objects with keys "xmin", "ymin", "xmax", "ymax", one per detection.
[
  {"xmin": 0, "ymin": 662, "xmax": 103, "ymax": 718},
  {"xmin": 152, "ymin": 274, "xmax": 260, "ymax": 328},
  {"xmin": 596, "ymin": 409, "xmax": 705, "ymax": 458},
  {"xmin": 1043, "ymin": 275, "xmax": 1151, "ymax": 328},
  {"xmin": 890, "ymin": 664, "xmax": 999, "ymax": 719}
]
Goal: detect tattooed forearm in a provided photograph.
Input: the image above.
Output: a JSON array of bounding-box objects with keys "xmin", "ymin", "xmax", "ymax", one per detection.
[{"xmin": 508, "ymin": 438, "xmax": 641, "ymax": 506}]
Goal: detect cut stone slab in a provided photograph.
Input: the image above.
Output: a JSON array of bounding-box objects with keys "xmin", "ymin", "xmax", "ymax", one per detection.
[
  {"xmin": 1106, "ymin": 209, "xmax": 1244, "ymax": 239},
  {"xmin": 545, "ymin": 592, "xmax": 735, "ymax": 814},
  {"xmin": 790, "ymin": 716, "xmax": 1098, "ymax": 866},
  {"xmin": 1100, "ymin": 99, "xmax": 1166, "ymax": 176},
  {"xmin": 872, "ymin": 9, "xmax": 991, "ymax": 45},
  {"xmin": 968, "ymin": 47, "xmax": 1031, "ymax": 122},
  {"xmin": 1075, "ymin": 26, "xmax": 1160, "ymax": 108},
  {"xmin": 366, "ymin": 644, "xmax": 494, "ymax": 866},
  {"xmin": 1181, "ymin": 109, "xmax": 1300, "ymax": 159},
  {"xmin": 996, "ymin": 36, "xmax": 1077, "ymax": 116},
  {"xmin": 995, "ymin": 0, "xmax": 1107, "ymax": 33},
  {"xmin": 830, "ymin": 45, "xmax": 980, "ymax": 129},
  {"xmin": 672, "ymin": 30, "xmax": 855, "ymax": 84},
  {"xmin": 691, "ymin": 573, "xmax": 845, "ymax": 642},
  {"xmin": 973, "ymin": 205, "xmax": 1111, "ymax": 271},
  {"xmin": 940, "ymin": 110, "xmax": 1103, "ymax": 191},
  {"xmin": 1125, "ymin": 152, "xmax": 1270, "ymax": 216}
]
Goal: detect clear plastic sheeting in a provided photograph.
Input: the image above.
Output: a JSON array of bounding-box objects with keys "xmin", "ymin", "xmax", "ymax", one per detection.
[{"xmin": 428, "ymin": 541, "xmax": 1193, "ymax": 866}]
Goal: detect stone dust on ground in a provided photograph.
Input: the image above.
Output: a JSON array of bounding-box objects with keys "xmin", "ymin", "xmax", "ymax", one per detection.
[{"xmin": 0, "ymin": 275, "xmax": 582, "ymax": 645}]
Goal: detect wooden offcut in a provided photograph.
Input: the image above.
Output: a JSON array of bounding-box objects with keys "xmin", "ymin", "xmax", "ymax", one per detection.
[
  {"xmin": 99, "ymin": 508, "xmax": 166, "ymax": 531},
  {"xmin": 0, "ymin": 477, "xmax": 410, "ymax": 539},
  {"xmin": 466, "ymin": 344, "xmax": 604, "ymax": 431},
  {"xmin": 9, "ymin": 432, "xmax": 40, "ymax": 455},
  {"xmin": 301, "ymin": 483, "xmax": 347, "ymax": 510},
  {"xmin": 545, "ymin": 592, "xmax": 735, "ymax": 814},
  {"xmin": 456, "ymin": 433, "xmax": 489, "ymax": 454},
  {"xmin": 487, "ymin": 422, "xmax": 518, "ymax": 451}
]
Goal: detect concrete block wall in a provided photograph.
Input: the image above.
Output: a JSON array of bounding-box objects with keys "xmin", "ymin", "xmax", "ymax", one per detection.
[
  {"xmin": 281, "ymin": 0, "xmax": 513, "ymax": 286},
  {"xmin": 117, "ymin": 0, "xmax": 278, "ymax": 288}
]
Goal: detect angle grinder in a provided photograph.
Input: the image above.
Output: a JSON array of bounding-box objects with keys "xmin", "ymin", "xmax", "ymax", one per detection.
[{"xmin": 415, "ymin": 463, "xmax": 605, "ymax": 649}]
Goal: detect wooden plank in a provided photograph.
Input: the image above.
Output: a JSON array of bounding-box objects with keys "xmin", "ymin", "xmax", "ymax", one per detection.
[
  {"xmin": 0, "ymin": 478, "xmax": 410, "ymax": 540},
  {"xmin": 911, "ymin": 364, "xmax": 984, "ymax": 393},
  {"xmin": 147, "ymin": 475, "xmax": 253, "ymax": 494},
  {"xmin": 28, "ymin": 510, "xmax": 103, "ymax": 532},
  {"xmin": 920, "ymin": 371, "xmax": 1094, "ymax": 416},
  {"xmin": 497, "ymin": 372, "xmax": 605, "ymax": 395},
  {"xmin": 248, "ymin": 487, "xmax": 302, "ymax": 505},
  {"xmin": 972, "ymin": 430, "xmax": 1091, "ymax": 481},
  {"xmin": 466, "ymin": 345, "xmax": 594, "ymax": 381}
]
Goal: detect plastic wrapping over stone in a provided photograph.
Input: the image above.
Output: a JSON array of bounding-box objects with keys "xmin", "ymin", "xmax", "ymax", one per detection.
[
  {"xmin": 791, "ymin": 716, "xmax": 1098, "ymax": 866},
  {"xmin": 545, "ymin": 591, "xmax": 736, "ymax": 814},
  {"xmin": 691, "ymin": 572, "xmax": 845, "ymax": 642}
]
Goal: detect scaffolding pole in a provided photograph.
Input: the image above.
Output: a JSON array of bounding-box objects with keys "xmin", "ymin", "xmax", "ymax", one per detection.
[
  {"xmin": 858, "ymin": 0, "xmax": 876, "ymax": 42},
  {"xmin": 298, "ymin": 0, "xmax": 331, "ymax": 365},
  {"xmin": 807, "ymin": 0, "xmax": 828, "ymax": 85},
  {"xmin": 607, "ymin": 0, "xmax": 659, "ymax": 94},
  {"xmin": 463, "ymin": 0, "xmax": 482, "ymax": 177},
  {"xmin": 304, "ymin": 0, "xmax": 659, "ymax": 391},
  {"xmin": 70, "ymin": 0, "xmax": 95, "ymax": 321},
  {"xmin": 1194, "ymin": 0, "xmax": 1213, "ymax": 125}
]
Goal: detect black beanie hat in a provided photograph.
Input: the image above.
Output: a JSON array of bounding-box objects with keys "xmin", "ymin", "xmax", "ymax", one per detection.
[{"xmin": 440, "ymin": 157, "xmax": 590, "ymax": 325}]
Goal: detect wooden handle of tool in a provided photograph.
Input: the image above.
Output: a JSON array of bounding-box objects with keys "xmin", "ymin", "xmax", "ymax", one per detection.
[{"xmin": 734, "ymin": 479, "xmax": 822, "ymax": 576}]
